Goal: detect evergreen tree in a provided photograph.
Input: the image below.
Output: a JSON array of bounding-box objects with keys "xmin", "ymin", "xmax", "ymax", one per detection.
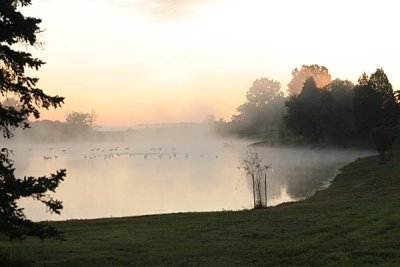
[
  {"xmin": 353, "ymin": 84, "xmax": 379, "ymax": 135},
  {"xmin": 369, "ymin": 68, "xmax": 398, "ymax": 127},
  {"xmin": 353, "ymin": 68, "xmax": 398, "ymax": 135},
  {"xmin": 285, "ymin": 77, "xmax": 331, "ymax": 141},
  {"xmin": 0, "ymin": 0, "xmax": 66, "ymax": 239}
]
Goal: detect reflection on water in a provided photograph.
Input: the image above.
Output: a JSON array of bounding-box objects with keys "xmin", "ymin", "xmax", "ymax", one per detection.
[
  {"xmin": 9, "ymin": 140, "xmax": 372, "ymax": 221},
  {"xmin": 256, "ymin": 146, "xmax": 372, "ymax": 202}
]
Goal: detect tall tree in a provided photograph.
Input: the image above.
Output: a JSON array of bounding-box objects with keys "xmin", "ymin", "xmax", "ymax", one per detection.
[
  {"xmin": 353, "ymin": 83, "xmax": 379, "ymax": 135},
  {"xmin": 288, "ymin": 64, "xmax": 331, "ymax": 95},
  {"xmin": 65, "ymin": 111, "xmax": 91, "ymax": 127},
  {"xmin": 0, "ymin": 0, "xmax": 66, "ymax": 239},
  {"xmin": 232, "ymin": 77, "xmax": 285, "ymax": 135},
  {"xmin": 64, "ymin": 111, "xmax": 96, "ymax": 138},
  {"xmin": 242, "ymin": 78, "xmax": 283, "ymax": 108},
  {"xmin": 369, "ymin": 68, "xmax": 398, "ymax": 127},
  {"xmin": 285, "ymin": 77, "xmax": 326, "ymax": 140},
  {"xmin": 353, "ymin": 69, "xmax": 398, "ymax": 135},
  {"xmin": 284, "ymin": 77, "xmax": 350, "ymax": 142},
  {"xmin": 325, "ymin": 79, "xmax": 355, "ymax": 142}
]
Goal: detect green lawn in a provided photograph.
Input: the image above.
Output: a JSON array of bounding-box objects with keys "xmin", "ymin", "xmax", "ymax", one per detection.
[{"xmin": 2, "ymin": 153, "xmax": 400, "ymax": 266}]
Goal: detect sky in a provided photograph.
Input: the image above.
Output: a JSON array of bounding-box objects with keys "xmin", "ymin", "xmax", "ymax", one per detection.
[{"xmin": 22, "ymin": 0, "xmax": 400, "ymax": 128}]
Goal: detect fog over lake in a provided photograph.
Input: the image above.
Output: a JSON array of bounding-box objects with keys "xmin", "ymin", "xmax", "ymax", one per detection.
[{"xmin": 8, "ymin": 126, "xmax": 373, "ymax": 221}]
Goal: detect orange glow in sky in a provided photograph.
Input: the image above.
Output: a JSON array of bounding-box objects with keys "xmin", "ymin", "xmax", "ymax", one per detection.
[{"xmin": 23, "ymin": 0, "xmax": 400, "ymax": 127}]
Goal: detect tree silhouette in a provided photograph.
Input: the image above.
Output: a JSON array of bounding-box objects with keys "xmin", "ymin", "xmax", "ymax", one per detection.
[
  {"xmin": 285, "ymin": 77, "xmax": 355, "ymax": 143},
  {"xmin": 371, "ymin": 127, "xmax": 397, "ymax": 163},
  {"xmin": 325, "ymin": 79, "xmax": 355, "ymax": 142},
  {"xmin": 353, "ymin": 84, "xmax": 379, "ymax": 136},
  {"xmin": 353, "ymin": 69, "xmax": 398, "ymax": 135},
  {"xmin": 369, "ymin": 68, "xmax": 398, "ymax": 127},
  {"xmin": 64, "ymin": 111, "xmax": 97, "ymax": 139},
  {"xmin": 242, "ymin": 78, "xmax": 283, "ymax": 108},
  {"xmin": 288, "ymin": 64, "xmax": 331, "ymax": 95},
  {"xmin": 285, "ymin": 77, "xmax": 331, "ymax": 141},
  {"xmin": 0, "ymin": 0, "xmax": 66, "ymax": 239},
  {"xmin": 66, "ymin": 111, "xmax": 91, "ymax": 127},
  {"xmin": 232, "ymin": 78, "xmax": 285, "ymax": 135}
]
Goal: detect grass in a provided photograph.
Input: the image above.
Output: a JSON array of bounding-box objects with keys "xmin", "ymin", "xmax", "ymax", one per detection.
[{"xmin": 2, "ymin": 153, "xmax": 400, "ymax": 266}]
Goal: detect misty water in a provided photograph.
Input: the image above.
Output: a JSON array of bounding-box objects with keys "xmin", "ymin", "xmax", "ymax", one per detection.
[{"xmin": 9, "ymin": 128, "xmax": 373, "ymax": 221}]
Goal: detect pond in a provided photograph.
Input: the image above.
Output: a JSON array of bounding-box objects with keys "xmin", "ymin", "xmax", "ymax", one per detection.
[{"xmin": 9, "ymin": 136, "xmax": 372, "ymax": 221}]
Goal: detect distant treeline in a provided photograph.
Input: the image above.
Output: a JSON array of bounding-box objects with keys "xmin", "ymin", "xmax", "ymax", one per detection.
[
  {"xmin": 10, "ymin": 111, "xmax": 98, "ymax": 142},
  {"xmin": 11, "ymin": 117, "xmax": 215, "ymax": 143},
  {"xmin": 217, "ymin": 65, "xmax": 400, "ymax": 147}
]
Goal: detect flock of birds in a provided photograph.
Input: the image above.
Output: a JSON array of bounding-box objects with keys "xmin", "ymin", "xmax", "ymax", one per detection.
[
  {"xmin": 35, "ymin": 146, "xmax": 221, "ymax": 161},
  {"xmin": 38, "ymin": 147, "xmax": 66, "ymax": 160}
]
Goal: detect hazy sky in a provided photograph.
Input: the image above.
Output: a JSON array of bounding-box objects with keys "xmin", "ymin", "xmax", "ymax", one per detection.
[{"xmin": 23, "ymin": 0, "xmax": 400, "ymax": 127}]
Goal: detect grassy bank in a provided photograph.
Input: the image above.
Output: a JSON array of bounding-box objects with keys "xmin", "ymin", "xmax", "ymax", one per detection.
[{"xmin": 1, "ymin": 153, "xmax": 400, "ymax": 266}]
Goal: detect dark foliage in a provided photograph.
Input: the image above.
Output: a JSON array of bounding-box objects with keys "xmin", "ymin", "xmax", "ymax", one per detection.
[
  {"xmin": 285, "ymin": 68, "xmax": 399, "ymax": 146},
  {"xmin": 285, "ymin": 77, "xmax": 354, "ymax": 143},
  {"xmin": 353, "ymin": 69, "xmax": 399, "ymax": 135},
  {"xmin": 230, "ymin": 77, "xmax": 285, "ymax": 136},
  {"xmin": 0, "ymin": 0, "xmax": 66, "ymax": 239},
  {"xmin": 353, "ymin": 84, "xmax": 379, "ymax": 135},
  {"xmin": 325, "ymin": 79, "xmax": 355, "ymax": 142},
  {"xmin": 371, "ymin": 127, "xmax": 397, "ymax": 163}
]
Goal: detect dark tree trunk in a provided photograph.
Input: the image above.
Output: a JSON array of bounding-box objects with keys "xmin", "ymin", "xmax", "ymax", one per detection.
[
  {"xmin": 251, "ymin": 173, "xmax": 256, "ymax": 208},
  {"xmin": 264, "ymin": 173, "xmax": 267, "ymax": 207}
]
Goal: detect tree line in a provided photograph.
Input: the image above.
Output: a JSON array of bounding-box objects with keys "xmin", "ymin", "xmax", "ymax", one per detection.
[
  {"xmin": 6, "ymin": 110, "xmax": 98, "ymax": 142},
  {"xmin": 221, "ymin": 65, "xmax": 399, "ymax": 153}
]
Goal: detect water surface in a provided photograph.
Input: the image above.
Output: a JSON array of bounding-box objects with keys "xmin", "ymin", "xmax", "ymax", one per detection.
[{"xmin": 10, "ymin": 138, "xmax": 372, "ymax": 221}]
